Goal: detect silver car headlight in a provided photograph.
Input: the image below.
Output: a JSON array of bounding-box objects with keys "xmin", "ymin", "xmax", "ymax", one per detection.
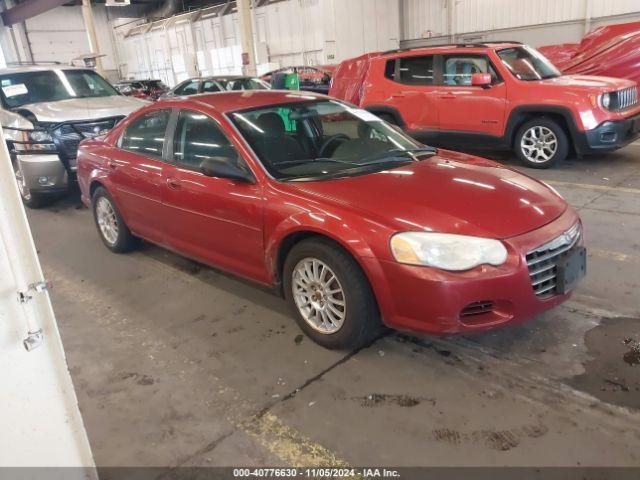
[
  {"xmin": 390, "ymin": 232, "xmax": 508, "ymax": 271},
  {"xmin": 601, "ymin": 92, "xmax": 611, "ymax": 109}
]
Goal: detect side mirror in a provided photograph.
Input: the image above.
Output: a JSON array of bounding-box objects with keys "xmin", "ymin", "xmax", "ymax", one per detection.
[
  {"xmin": 200, "ymin": 157, "xmax": 254, "ymax": 183},
  {"xmin": 471, "ymin": 73, "xmax": 492, "ymax": 88}
]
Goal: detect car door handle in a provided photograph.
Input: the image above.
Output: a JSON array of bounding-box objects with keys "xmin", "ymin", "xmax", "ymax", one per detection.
[
  {"xmin": 440, "ymin": 94, "xmax": 456, "ymax": 99},
  {"xmin": 166, "ymin": 178, "xmax": 182, "ymax": 190},
  {"xmin": 391, "ymin": 93, "xmax": 406, "ymax": 98}
]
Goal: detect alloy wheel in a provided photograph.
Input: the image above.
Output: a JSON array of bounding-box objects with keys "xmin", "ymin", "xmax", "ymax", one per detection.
[
  {"xmin": 96, "ymin": 196, "xmax": 119, "ymax": 246},
  {"xmin": 520, "ymin": 126, "xmax": 558, "ymax": 164},
  {"xmin": 292, "ymin": 258, "xmax": 346, "ymax": 334}
]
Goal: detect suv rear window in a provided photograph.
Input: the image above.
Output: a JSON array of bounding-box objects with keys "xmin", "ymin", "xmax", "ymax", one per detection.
[{"xmin": 394, "ymin": 55, "xmax": 434, "ymax": 85}]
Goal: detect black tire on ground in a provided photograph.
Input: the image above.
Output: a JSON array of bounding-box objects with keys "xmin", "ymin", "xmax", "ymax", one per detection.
[
  {"xmin": 12, "ymin": 160, "xmax": 56, "ymax": 209},
  {"xmin": 514, "ymin": 117, "xmax": 569, "ymax": 169},
  {"xmin": 91, "ymin": 186, "xmax": 138, "ymax": 253},
  {"xmin": 283, "ymin": 237, "xmax": 383, "ymax": 350}
]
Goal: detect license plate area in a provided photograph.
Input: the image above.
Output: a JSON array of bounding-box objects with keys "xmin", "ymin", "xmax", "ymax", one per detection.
[{"xmin": 557, "ymin": 246, "xmax": 586, "ymax": 294}]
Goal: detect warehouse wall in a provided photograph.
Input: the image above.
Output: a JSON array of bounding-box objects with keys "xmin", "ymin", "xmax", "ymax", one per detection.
[
  {"xmin": 24, "ymin": 5, "xmax": 120, "ymax": 80},
  {"xmin": 113, "ymin": 0, "xmax": 399, "ymax": 86},
  {"xmin": 401, "ymin": 0, "xmax": 640, "ymax": 47}
]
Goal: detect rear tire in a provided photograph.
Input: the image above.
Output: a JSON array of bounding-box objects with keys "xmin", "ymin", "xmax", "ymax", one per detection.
[
  {"xmin": 91, "ymin": 186, "xmax": 137, "ymax": 253},
  {"xmin": 515, "ymin": 117, "xmax": 568, "ymax": 169},
  {"xmin": 283, "ymin": 238, "xmax": 383, "ymax": 350}
]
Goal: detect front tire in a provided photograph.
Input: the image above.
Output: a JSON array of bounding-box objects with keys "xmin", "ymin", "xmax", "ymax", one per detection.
[
  {"xmin": 515, "ymin": 118, "xmax": 569, "ymax": 169},
  {"xmin": 376, "ymin": 112, "xmax": 398, "ymax": 126},
  {"xmin": 91, "ymin": 186, "xmax": 137, "ymax": 253},
  {"xmin": 283, "ymin": 238, "xmax": 382, "ymax": 350},
  {"xmin": 12, "ymin": 159, "xmax": 56, "ymax": 209}
]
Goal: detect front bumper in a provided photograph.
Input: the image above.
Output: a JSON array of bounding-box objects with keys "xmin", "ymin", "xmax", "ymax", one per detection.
[
  {"xmin": 365, "ymin": 208, "xmax": 582, "ymax": 335},
  {"xmin": 16, "ymin": 154, "xmax": 70, "ymax": 194},
  {"xmin": 576, "ymin": 112, "xmax": 640, "ymax": 154}
]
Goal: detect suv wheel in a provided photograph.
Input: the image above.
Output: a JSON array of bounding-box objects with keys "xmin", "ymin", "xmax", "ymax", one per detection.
[
  {"xmin": 92, "ymin": 187, "xmax": 137, "ymax": 253},
  {"xmin": 377, "ymin": 112, "xmax": 398, "ymax": 126},
  {"xmin": 283, "ymin": 238, "xmax": 382, "ymax": 350},
  {"xmin": 12, "ymin": 159, "xmax": 54, "ymax": 209},
  {"xmin": 515, "ymin": 118, "xmax": 568, "ymax": 169}
]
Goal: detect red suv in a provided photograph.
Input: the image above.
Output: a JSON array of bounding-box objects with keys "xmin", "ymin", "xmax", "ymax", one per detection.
[
  {"xmin": 330, "ymin": 42, "xmax": 640, "ymax": 168},
  {"xmin": 77, "ymin": 91, "xmax": 585, "ymax": 349}
]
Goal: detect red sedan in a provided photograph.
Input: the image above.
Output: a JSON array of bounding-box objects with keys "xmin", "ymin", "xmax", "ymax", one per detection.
[{"xmin": 77, "ymin": 91, "xmax": 586, "ymax": 349}]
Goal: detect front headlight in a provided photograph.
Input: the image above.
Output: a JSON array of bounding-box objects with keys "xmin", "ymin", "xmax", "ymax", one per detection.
[
  {"xmin": 27, "ymin": 130, "xmax": 53, "ymax": 142},
  {"xmin": 13, "ymin": 130, "xmax": 56, "ymax": 153},
  {"xmin": 601, "ymin": 92, "xmax": 611, "ymax": 109},
  {"xmin": 390, "ymin": 232, "xmax": 508, "ymax": 271}
]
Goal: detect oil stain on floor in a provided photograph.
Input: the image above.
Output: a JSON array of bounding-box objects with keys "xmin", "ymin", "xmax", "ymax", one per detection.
[{"xmin": 570, "ymin": 317, "xmax": 640, "ymax": 409}]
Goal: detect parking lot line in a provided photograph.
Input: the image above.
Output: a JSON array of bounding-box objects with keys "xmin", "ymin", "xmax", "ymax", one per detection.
[{"xmin": 546, "ymin": 180, "xmax": 640, "ymax": 195}]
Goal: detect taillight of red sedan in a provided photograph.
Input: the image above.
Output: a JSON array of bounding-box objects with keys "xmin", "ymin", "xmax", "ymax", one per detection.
[{"xmin": 77, "ymin": 91, "xmax": 585, "ymax": 350}]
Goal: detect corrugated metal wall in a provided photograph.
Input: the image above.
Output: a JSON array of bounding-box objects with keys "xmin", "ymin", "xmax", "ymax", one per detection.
[
  {"xmin": 402, "ymin": 0, "xmax": 640, "ymax": 42},
  {"xmin": 114, "ymin": 0, "xmax": 399, "ymax": 85},
  {"xmin": 17, "ymin": 0, "xmax": 640, "ymax": 84},
  {"xmin": 25, "ymin": 5, "xmax": 119, "ymax": 78}
]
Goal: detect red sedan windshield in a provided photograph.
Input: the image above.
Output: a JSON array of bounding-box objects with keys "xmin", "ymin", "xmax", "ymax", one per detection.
[{"xmin": 230, "ymin": 100, "xmax": 427, "ymax": 181}]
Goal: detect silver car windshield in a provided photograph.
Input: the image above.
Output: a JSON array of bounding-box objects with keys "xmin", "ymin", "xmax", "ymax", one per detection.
[{"xmin": 0, "ymin": 69, "xmax": 119, "ymax": 109}]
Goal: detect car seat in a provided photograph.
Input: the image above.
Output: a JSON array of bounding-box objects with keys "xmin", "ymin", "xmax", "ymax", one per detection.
[{"xmin": 254, "ymin": 112, "xmax": 307, "ymax": 166}]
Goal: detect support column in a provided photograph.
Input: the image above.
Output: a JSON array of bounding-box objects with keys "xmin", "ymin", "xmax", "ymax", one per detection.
[
  {"xmin": 584, "ymin": 0, "xmax": 592, "ymax": 35},
  {"xmin": 81, "ymin": 0, "xmax": 103, "ymax": 74},
  {"xmin": 447, "ymin": 0, "xmax": 456, "ymax": 43},
  {"xmin": 237, "ymin": 0, "xmax": 257, "ymax": 76}
]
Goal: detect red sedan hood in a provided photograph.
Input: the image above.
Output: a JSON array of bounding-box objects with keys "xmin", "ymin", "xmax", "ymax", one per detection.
[{"xmin": 285, "ymin": 152, "xmax": 566, "ymax": 239}]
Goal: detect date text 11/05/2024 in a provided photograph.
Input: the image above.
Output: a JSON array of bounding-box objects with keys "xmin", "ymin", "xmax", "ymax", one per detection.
[{"xmin": 232, "ymin": 468, "xmax": 401, "ymax": 478}]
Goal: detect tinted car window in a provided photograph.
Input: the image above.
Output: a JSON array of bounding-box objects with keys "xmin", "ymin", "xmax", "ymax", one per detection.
[
  {"xmin": 384, "ymin": 60, "xmax": 396, "ymax": 80},
  {"xmin": 174, "ymin": 80, "xmax": 200, "ymax": 96},
  {"xmin": 397, "ymin": 56, "xmax": 434, "ymax": 85},
  {"xmin": 231, "ymin": 100, "xmax": 421, "ymax": 181},
  {"xmin": 219, "ymin": 78, "xmax": 271, "ymax": 91},
  {"xmin": 202, "ymin": 80, "xmax": 223, "ymax": 93},
  {"xmin": 120, "ymin": 109, "xmax": 170, "ymax": 159},
  {"xmin": 442, "ymin": 55, "xmax": 498, "ymax": 85},
  {"xmin": 172, "ymin": 110, "xmax": 237, "ymax": 169}
]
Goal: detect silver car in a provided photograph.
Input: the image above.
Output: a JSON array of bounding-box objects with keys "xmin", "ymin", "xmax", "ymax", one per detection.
[
  {"xmin": 1, "ymin": 65, "xmax": 148, "ymax": 208},
  {"xmin": 162, "ymin": 75, "xmax": 270, "ymax": 98}
]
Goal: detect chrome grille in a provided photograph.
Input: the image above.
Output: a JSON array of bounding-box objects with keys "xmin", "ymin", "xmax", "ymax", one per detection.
[
  {"xmin": 50, "ymin": 116, "xmax": 124, "ymax": 159},
  {"xmin": 526, "ymin": 222, "xmax": 581, "ymax": 297},
  {"xmin": 611, "ymin": 87, "xmax": 638, "ymax": 111}
]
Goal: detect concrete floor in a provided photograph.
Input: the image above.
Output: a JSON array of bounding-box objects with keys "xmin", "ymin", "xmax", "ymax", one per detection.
[{"xmin": 27, "ymin": 145, "xmax": 640, "ymax": 468}]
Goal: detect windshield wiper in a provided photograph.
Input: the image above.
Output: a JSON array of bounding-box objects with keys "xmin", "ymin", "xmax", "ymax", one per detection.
[
  {"xmin": 359, "ymin": 147, "xmax": 437, "ymax": 166},
  {"xmin": 274, "ymin": 157, "xmax": 360, "ymax": 167}
]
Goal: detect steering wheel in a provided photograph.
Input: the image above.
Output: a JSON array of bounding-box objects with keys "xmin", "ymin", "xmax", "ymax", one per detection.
[{"xmin": 318, "ymin": 134, "xmax": 350, "ymax": 158}]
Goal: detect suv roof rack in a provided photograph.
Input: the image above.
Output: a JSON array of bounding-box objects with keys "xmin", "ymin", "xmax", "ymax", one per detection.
[{"xmin": 381, "ymin": 40, "xmax": 523, "ymax": 55}]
